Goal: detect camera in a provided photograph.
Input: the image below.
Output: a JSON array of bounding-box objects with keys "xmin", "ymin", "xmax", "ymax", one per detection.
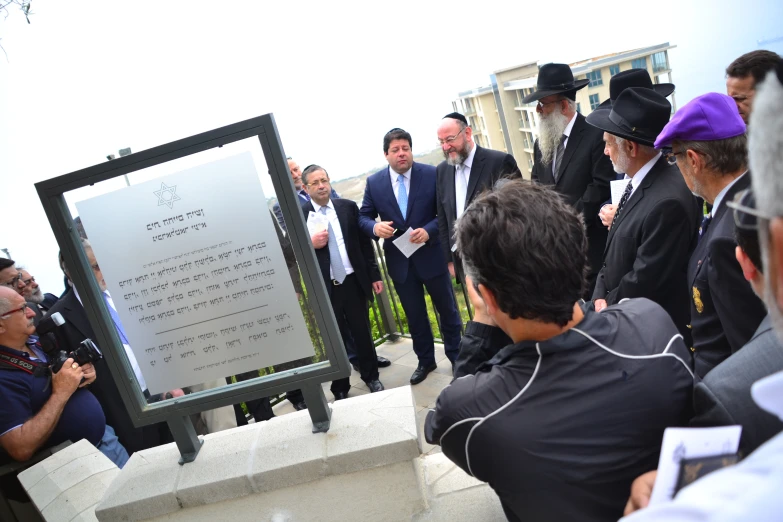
[
  {"xmin": 37, "ymin": 312, "xmax": 103, "ymax": 373},
  {"xmin": 51, "ymin": 339, "xmax": 103, "ymax": 374}
]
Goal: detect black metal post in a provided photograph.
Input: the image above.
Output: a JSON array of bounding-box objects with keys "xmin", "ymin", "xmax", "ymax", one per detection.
[
  {"xmin": 167, "ymin": 415, "xmax": 203, "ymax": 465},
  {"xmin": 300, "ymin": 382, "xmax": 331, "ymax": 433}
]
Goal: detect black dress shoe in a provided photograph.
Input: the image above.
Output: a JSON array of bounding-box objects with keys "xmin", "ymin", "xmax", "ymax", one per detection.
[
  {"xmin": 292, "ymin": 400, "xmax": 307, "ymax": 411},
  {"xmin": 377, "ymin": 356, "xmax": 391, "ymax": 368},
  {"xmin": 333, "ymin": 391, "xmax": 349, "ymax": 401},
  {"xmin": 410, "ymin": 364, "xmax": 437, "ymax": 385},
  {"xmin": 365, "ymin": 380, "xmax": 385, "ymax": 393}
]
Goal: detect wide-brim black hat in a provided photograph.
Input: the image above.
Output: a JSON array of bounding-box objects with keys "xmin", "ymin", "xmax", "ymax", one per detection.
[
  {"xmin": 596, "ymin": 68, "xmax": 675, "ymax": 108},
  {"xmin": 521, "ymin": 63, "xmax": 589, "ymax": 103},
  {"xmin": 585, "ymin": 87, "xmax": 672, "ymax": 147}
]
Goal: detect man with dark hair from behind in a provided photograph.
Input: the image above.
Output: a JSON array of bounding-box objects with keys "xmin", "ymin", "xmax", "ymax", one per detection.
[
  {"xmin": 424, "ymin": 180, "xmax": 694, "ymax": 522},
  {"xmin": 726, "ymin": 50, "xmax": 781, "ymax": 124}
]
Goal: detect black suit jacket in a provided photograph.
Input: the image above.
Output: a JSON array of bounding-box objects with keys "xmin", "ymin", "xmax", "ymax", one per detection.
[
  {"xmin": 302, "ymin": 198, "xmax": 381, "ymax": 300},
  {"xmin": 688, "ymin": 173, "xmax": 766, "ymax": 378},
  {"xmin": 45, "ymin": 291, "xmax": 169, "ymax": 454},
  {"xmin": 593, "ymin": 157, "xmax": 700, "ymax": 338},
  {"xmin": 436, "ymin": 145, "xmax": 519, "ymax": 266},
  {"xmin": 532, "ymin": 113, "xmax": 615, "ymax": 278},
  {"xmin": 691, "ymin": 315, "xmax": 783, "ymax": 454}
]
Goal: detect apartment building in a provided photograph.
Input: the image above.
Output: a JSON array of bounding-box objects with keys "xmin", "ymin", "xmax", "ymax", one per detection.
[{"xmin": 452, "ymin": 42, "xmax": 676, "ymax": 176}]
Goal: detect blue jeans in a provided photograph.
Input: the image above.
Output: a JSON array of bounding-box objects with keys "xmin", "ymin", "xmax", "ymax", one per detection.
[{"xmin": 97, "ymin": 425, "xmax": 129, "ymax": 468}]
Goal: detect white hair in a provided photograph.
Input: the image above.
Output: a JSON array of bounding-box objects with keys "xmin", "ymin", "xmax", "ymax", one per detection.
[{"xmin": 750, "ymin": 68, "xmax": 783, "ymax": 218}]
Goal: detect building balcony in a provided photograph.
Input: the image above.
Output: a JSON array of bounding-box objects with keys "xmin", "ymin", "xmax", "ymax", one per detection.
[{"xmin": 464, "ymin": 106, "xmax": 476, "ymax": 116}]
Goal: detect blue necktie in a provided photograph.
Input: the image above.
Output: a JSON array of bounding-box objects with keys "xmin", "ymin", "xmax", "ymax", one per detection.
[
  {"xmin": 104, "ymin": 292, "xmax": 129, "ymax": 344},
  {"xmin": 320, "ymin": 207, "xmax": 347, "ymax": 283},
  {"xmin": 699, "ymin": 213, "xmax": 712, "ymax": 239},
  {"xmin": 397, "ymin": 174, "xmax": 408, "ymax": 220}
]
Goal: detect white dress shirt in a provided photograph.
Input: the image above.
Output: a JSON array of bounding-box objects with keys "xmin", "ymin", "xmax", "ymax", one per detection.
[
  {"xmin": 455, "ymin": 143, "xmax": 478, "ymax": 219},
  {"xmin": 74, "ymin": 287, "xmax": 147, "ymax": 391},
  {"xmin": 389, "ymin": 166, "xmax": 411, "ymax": 200},
  {"xmin": 553, "ymin": 112, "xmax": 578, "ymax": 176},
  {"xmin": 712, "ymin": 170, "xmax": 748, "ymax": 216},
  {"xmin": 311, "ymin": 199, "xmax": 355, "ymax": 279},
  {"xmin": 621, "ymin": 369, "xmax": 783, "ymax": 521},
  {"xmin": 627, "ymin": 152, "xmax": 662, "ymax": 197}
]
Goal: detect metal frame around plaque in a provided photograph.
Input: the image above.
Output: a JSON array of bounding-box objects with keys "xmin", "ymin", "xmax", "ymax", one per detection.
[{"xmin": 35, "ymin": 114, "xmax": 350, "ymax": 463}]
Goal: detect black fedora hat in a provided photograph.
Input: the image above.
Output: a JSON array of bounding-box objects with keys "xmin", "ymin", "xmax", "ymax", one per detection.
[
  {"xmin": 521, "ymin": 63, "xmax": 589, "ymax": 103},
  {"xmin": 597, "ymin": 68, "xmax": 675, "ymax": 108},
  {"xmin": 585, "ymin": 87, "xmax": 672, "ymax": 147}
]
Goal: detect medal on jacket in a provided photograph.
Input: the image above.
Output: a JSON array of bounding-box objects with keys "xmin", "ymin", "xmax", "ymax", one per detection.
[{"xmin": 692, "ymin": 287, "xmax": 704, "ymax": 314}]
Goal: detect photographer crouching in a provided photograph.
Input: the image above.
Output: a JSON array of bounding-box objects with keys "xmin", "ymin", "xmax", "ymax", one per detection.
[{"xmin": 0, "ymin": 286, "xmax": 128, "ymax": 468}]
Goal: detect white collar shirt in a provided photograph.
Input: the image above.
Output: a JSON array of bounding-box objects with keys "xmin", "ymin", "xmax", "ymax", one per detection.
[
  {"xmin": 311, "ymin": 199, "xmax": 355, "ymax": 278},
  {"xmin": 627, "ymin": 152, "xmax": 662, "ymax": 197},
  {"xmin": 712, "ymin": 170, "xmax": 748, "ymax": 216},
  {"xmin": 455, "ymin": 143, "xmax": 478, "ymax": 219},
  {"xmin": 389, "ymin": 166, "xmax": 412, "ymax": 201}
]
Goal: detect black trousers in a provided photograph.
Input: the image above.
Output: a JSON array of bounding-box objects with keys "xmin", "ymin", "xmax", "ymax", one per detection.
[{"xmin": 331, "ymin": 274, "xmax": 378, "ymax": 389}]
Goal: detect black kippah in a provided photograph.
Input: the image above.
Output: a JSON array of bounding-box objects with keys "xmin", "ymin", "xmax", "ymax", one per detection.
[{"xmin": 443, "ymin": 112, "xmax": 468, "ymax": 125}]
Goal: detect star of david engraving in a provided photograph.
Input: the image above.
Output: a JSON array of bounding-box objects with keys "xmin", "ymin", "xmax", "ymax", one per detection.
[{"xmin": 153, "ymin": 182, "xmax": 181, "ymax": 209}]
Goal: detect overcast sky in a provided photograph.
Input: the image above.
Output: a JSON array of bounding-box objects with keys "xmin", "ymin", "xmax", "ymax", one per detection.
[{"xmin": 1, "ymin": 0, "xmax": 781, "ymax": 295}]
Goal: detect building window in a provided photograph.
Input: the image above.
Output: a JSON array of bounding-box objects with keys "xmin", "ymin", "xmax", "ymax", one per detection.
[
  {"xmin": 589, "ymin": 94, "xmax": 600, "ymax": 110},
  {"xmin": 586, "ymin": 70, "xmax": 603, "ymax": 87},
  {"xmin": 527, "ymin": 157, "xmax": 534, "ymax": 169},
  {"xmin": 632, "ymin": 57, "xmax": 647, "ymax": 70},
  {"xmin": 577, "ymin": 102, "xmax": 582, "ymax": 113},
  {"xmin": 610, "ymin": 64, "xmax": 620, "ymax": 76},
  {"xmin": 652, "ymin": 52, "xmax": 668, "ymax": 72}
]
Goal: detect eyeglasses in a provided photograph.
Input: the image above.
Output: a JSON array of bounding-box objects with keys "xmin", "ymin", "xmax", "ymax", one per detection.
[
  {"xmin": 662, "ymin": 147, "xmax": 687, "ymax": 166},
  {"xmin": 21, "ymin": 276, "xmax": 35, "ymax": 286},
  {"xmin": 0, "ymin": 273, "xmax": 22, "ymax": 288},
  {"xmin": 437, "ymin": 127, "xmax": 466, "ymax": 146},
  {"xmin": 0, "ymin": 305, "xmax": 28, "ymax": 319},
  {"xmin": 306, "ymin": 179, "xmax": 330, "ymax": 188},
  {"xmin": 727, "ymin": 188, "xmax": 773, "ymax": 230},
  {"xmin": 536, "ymin": 98, "xmax": 564, "ymax": 110}
]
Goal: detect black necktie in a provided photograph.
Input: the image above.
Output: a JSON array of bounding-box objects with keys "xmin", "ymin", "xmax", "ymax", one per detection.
[
  {"xmin": 611, "ymin": 182, "xmax": 634, "ymax": 229},
  {"xmin": 299, "ymin": 189, "xmax": 311, "ymax": 202},
  {"xmin": 554, "ymin": 134, "xmax": 567, "ymax": 182}
]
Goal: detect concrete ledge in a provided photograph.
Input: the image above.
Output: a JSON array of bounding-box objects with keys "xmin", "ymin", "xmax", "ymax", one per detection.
[
  {"xmin": 96, "ymin": 386, "xmax": 420, "ymax": 521},
  {"xmin": 18, "ymin": 439, "xmax": 120, "ymax": 522}
]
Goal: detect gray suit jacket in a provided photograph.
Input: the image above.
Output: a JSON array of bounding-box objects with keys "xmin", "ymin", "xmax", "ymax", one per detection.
[{"xmin": 691, "ymin": 315, "xmax": 783, "ymax": 454}]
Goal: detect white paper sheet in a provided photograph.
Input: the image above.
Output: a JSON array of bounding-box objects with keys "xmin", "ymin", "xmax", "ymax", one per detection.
[
  {"xmin": 392, "ymin": 228, "xmax": 425, "ymax": 259},
  {"xmin": 306, "ymin": 211, "xmax": 329, "ymax": 235},
  {"xmin": 610, "ymin": 178, "xmax": 631, "ymax": 205},
  {"xmin": 648, "ymin": 425, "xmax": 742, "ymax": 506}
]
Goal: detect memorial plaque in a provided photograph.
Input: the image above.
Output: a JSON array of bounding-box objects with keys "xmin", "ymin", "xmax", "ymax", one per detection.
[{"xmin": 76, "ymin": 152, "xmax": 314, "ymax": 394}]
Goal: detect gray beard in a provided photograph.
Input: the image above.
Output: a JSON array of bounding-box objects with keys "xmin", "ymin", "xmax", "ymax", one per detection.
[
  {"xmin": 445, "ymin": 145, "xmax": 469, "ymax": 167},
  {"xmin": 611, "ymin": 150, "xmax": 630, "ymax": 175},
  {"xmin": 538, "ymin": 112, "xmax": 569, "ymax": 166},
  {"xmin": 28, "ymin": 288, "xmax": 44, "ymax": 304}
]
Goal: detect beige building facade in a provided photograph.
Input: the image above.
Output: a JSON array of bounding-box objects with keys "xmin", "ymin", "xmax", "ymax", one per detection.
[{"xmin": 452, "ymin": 42, "xmax": 676, "ymax": 177}]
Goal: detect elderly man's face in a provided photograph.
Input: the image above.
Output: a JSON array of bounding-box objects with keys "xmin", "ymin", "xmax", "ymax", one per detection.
[
  {"xmin": 20, "ymin": 270, "xmax": 43, "ymax": 303},
  {"xmin": 303, "ymin": 169, "xmax": 332, "ymax": 207},
  {"xmin": 288, "ymin": 159, "xmax": 303, "ymax": 191},
  {"xmin": 0, "ymin": 266, "xmax": 23, "ymax": 294},
  {"xmin": 0, "ymin": 287, "xmax": 36, "ymax": 340},
  {"xmin": 438, "ymin": 119, "xmax": 471, "ymax": 166},
  {"xmin": 727, "ymin": 75, "xmax": 756, "ymax": 124}
]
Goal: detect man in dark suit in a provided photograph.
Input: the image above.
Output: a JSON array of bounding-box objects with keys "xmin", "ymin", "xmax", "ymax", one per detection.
[
  {"xmin": 46, "ymin": 243, "xmax": 173, "ymax": 455},
  {"xmin": 435, "ymin": 112, "xmax": 519, "ymax": 285},
  {"xmin": 527, "ymin": 63, "xmax": 615, "ymax": 297},
  {"xmin": 655, "ymin": 92, "xmax": 766, "ymax": 378},
  {"xmin": 272, "ymin": 157, "xmax": 340, "ymax": 232},
  {"xmin": 587, "ymin": 88, "xmax": 700, "ymax": 340},
  {"xmin": 691, "ymin": 188, "xmax": 783, "ymax": 454},
  {"xmin": 302, "ymin": 164, "xmax": 385, "ymax": 395},
  {"xmin": 359, "ymin": 129, "xmax": 462, "ymax": 384}
]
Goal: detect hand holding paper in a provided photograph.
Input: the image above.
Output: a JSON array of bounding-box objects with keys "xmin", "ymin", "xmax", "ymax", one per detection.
[{"xmin": 392, "ymin": 228, "xmax": 426, "ymax": 258}]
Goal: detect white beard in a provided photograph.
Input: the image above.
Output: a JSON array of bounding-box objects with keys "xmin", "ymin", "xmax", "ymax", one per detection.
[
  {"xmin": 611, "ymin": 148, "xmax": 631, "ymax": 175},
  {"xmin": 28, "ymin": 287, "xmax": 45, "ymax": 304},
  {"xmin": 538, "ymin": 111, "xmax": 569, "ymax": 166}
]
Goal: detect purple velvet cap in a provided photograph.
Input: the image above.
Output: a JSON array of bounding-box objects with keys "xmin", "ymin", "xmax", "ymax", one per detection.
[{"xmin": 654, "ymin": 92, "xmax": 746, "ymax": 148}]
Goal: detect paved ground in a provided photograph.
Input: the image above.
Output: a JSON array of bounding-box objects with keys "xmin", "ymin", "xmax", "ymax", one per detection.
[{"xmin": 272, "ymin": 337, "xmax": 451, "ymax": 455}]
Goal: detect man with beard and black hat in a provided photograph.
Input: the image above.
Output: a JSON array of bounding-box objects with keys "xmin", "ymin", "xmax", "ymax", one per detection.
[
  {"xmin": 587, "ymin": 87, "xmax": 700, "ymax": 341},
  {"xmin": 593, "ymin": 69, "xmax": 677, "ymax": 228},
  {"xmin": 528, "ymin": 63, "xmax": 615, "ymax": 297},
  {"xmin": 435, "ymin": 112, "xmax": 520, "ymax": 285}
]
